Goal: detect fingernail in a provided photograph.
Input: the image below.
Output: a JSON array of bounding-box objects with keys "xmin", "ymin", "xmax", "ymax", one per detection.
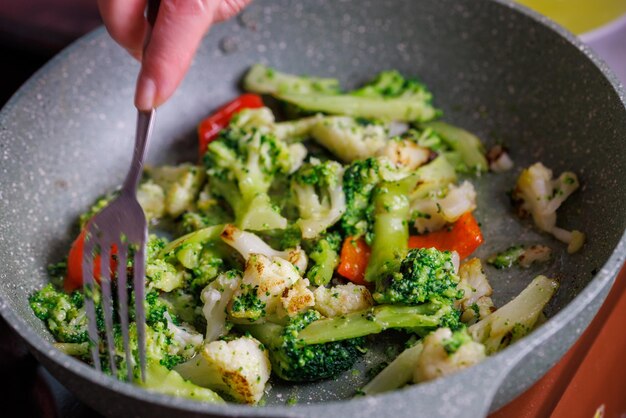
[{"xmin": 135, "ymin": 76, "xmax": 156, "ymax": 111}]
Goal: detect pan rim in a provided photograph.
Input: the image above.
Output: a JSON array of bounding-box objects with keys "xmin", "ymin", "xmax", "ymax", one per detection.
[{"xmin": 0, "ymin": 0, "xmax": 625, "ymax": 415}]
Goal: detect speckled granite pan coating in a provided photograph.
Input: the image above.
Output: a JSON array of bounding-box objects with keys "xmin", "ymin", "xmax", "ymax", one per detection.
[{"xmin": 0, "ymin": 0, "xmax": 624, "ymax": 417}]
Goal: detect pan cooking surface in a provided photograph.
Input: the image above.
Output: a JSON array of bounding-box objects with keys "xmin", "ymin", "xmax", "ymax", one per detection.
[{"xmin": 0, "ymin": 0, "xmax": 624, "ymax": 415}]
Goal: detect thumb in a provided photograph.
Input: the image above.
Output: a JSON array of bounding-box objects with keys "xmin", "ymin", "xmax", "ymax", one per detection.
[{"xmin": 135, "ymin": 0, "xmax": 221, "ymax": 110}]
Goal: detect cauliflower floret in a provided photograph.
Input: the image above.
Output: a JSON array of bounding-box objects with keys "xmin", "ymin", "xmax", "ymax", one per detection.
[
  {"xmin": 228, "ymin": 253, "xmax": 301, "ymax": 322},
  {"xmin": 486, "ymin": 145, "xmax": 514, "ymax": 173},
  {"xmin": 378, "ymin": 138, "xmax": 432, "ymax": 171},
  {"xmin": 280, "ymin": 278, "xmax": 315, "ymax": 317},
  {"xmin": 163, "ymin": 312, "xmax": 203, "ymax": 359},
  {"xmin": 513, "ymin": 162, "xmax": 584, "ymax": 253},
  {"xmin": 137, "ymin": 181, "xmax": 165, "ymax": 221},
  {"xmin": 291, "ymin": 159, "xmax": 346, "ymax": 239},
  {"xmin": 413, "ymin": 327, "xmax": 486, "ymax": 383},
  {"xmin": 201, "ymin": 271, "xmax": 241, "ymax": 341},
  {"xmin": 310, "ymin": 116, "xmax": 388, "ymax": 162},
  {"xmin": 411, "ymin": 181, "xmax": 477, "ymax": 233},
  {"xmin": 460, "ymin": 296, "xmax": 495, "ymax": 325},
  {"xmin": 146, "ymin": 164, "xmax": 205, "ymax": 217},
  {"xmin": 455, "ymin": 258, "xmax": 496, "ymax": 325},
  {"xmin": 313, "ymin": 283, "xmax": 374, "ymax": 317},
  {"xmin": 220, "ymin": 224, "xmax": 307, "ymax": 273},
  {"xmin": 175, "ymin": 336, "xmax": 271, "ymax": 405},
  {"xmin": 455, "ymin": 258, "xmax": 493, "ymax": 312}
]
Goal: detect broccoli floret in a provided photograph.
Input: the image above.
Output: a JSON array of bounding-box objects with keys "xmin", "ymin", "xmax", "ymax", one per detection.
[
  {"xmin": 487, "ymin": 246, "xmax": 525, "ymax": 269},
  {"xmin": 291, "ymin": 159, "xmax": 346, "ymax": 239},
  {"xmin": 230, "ymin": 284, "xmax": 267, "ymax": 322},
  {"xmin": 341, "ymin": 157, "xmax": 383, "ymax": 241},
  {"xmin": 29, "ymin": 284, "xmax": 90, "ymax": 344},
  {"xmin": 373, "ymin": 248, "xmax": 462, "ymax": 306},
  {"xmin": 341, "ymin": 156, "xmax": 420, "ymax": 243},
  {"xmin": 79, "ymin": 193, "xmax": 116, "ymax": 228},
  {"xmin": 304, "ymin": 231, "xmax": 341, "ymax": 286},
  {"xmin": 420, "ymin": 121, "xmax": 488, "ymax": 174},
  {"xmin": 309, "ymin": 116, "xmax": 388, "ymax": 162},
  {"xmin": 271, "ymin": 70, "xmax": 439, "ymax": 122},
  {"xmin": 239, "ymin": 310, "xmax": 366, "ymax": 382},
  {"xmin": 244, "ymin": 64, "xmax": 340, "ymax": 95},
  {"xmin": 204, "ymin": 127, "xmax": 294, "ymax": 231}
]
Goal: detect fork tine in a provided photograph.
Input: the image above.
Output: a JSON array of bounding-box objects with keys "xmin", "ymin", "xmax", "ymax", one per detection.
[
  {"xmin": 99, "ymin": 243, "xmax": 117, "ymax": 378},
  {"xmin": 81, "ymin": 228, "xmax": 101, "ymax": 372},
  {"xmin": 133, "ymin": 240, "xmax": 147, "ymax": 381},
  {"xmin": 115, "ymin": 241, "xmax": 134, "ymax": 382}
]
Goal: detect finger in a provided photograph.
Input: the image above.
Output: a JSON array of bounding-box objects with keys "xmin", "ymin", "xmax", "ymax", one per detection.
[
  {"xmin": 214, "ymin": 0, "xmax": 253, "ymax": 22},
  {"xmin": 98, "ymin": 0, "xmax": 148, "ymax": 60},
  {"xmin": 135, "ymin": 0, "xmax": 221, "ymax": 110}
]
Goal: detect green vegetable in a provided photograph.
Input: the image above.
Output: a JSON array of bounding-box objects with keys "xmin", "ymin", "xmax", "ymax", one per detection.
[
  {"xmin": 421, "ymin": 121, "xmax": 488, "ymax": 174},
  {"xmin": 239, "ymin": 310, "xmax": 366, "ymax": 382},
  {"xmin": 296, "ymin": 302, "xmax": 458, "ymax": 344},
  {"xmin": 139, "ymin": 361, "xmax": 224, "ymax": 403},
  {"xmin": 291, "ymin": 159, "xmax": 346, "ymax": 239},
  {"xmin": 29, "ymin": 284, "xmax": 91, "ymax": 343},
  {"xmin": 204, "ymin": 127, "xmax": 294, "ymax": 231},
  {"xmin": 244, "ymin": 64, "xmax": 340, "ymax": 95},
  {"xmin": 304, "ymin": 232, "xmax": 341, "ymax": 286},
  {"xmin": 360, "ymin": 341, "xmax": 423, "ymax": 395},
  {"xmin": 277, "ymin": 70, "xmax": 439, "ymax": 122},
  {"xmin": 341, "ymin": 157, "xmax": 384, "ymax": 242},
  {"xmin": 372, "ymin": 248, "xmax": 462, "ymax": 306},
  {"xmin": 469, "ymin": 275, "xmax": 558, "ymax": 354},
  {"xmin": 363, "ymin": 180, "xmax": 411, "ymax": 283},
  {"xmin": 486, "ymin": 245, "xmax": 525, "ymax": 269}
]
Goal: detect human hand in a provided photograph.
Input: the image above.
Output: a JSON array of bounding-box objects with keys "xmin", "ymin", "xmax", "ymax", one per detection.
[{"xmin": 98, "ymin": 0, "xmax": 252, "ymax": 110}]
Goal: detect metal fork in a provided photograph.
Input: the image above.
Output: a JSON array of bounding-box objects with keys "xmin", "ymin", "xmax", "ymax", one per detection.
[{"xmin": 82, "ymin": 0, "xmax": 160, "ymax": 382}]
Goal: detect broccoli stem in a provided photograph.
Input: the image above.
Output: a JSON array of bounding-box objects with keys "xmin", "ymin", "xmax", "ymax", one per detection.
[
  {"xmin": 422, "ymin": 121, "xmax": 488, "ymax": 173},
  {"xmin": 276, "ymin": 93, "xmax": 438, "ymax": 122},
  {"xmin": 360, "ymin": 341, "xmax": 423, "ymax": 395},
  {"xmin": 364, "ymin": 180, "xmax": 410, "ymax": 282},
  {"xmin": 159, "ymin": 225, "xmax": 223, "ymax": 269},
  {"xmin": 297, "ymin": 303, "xmax": 450, "ymax": 345}
]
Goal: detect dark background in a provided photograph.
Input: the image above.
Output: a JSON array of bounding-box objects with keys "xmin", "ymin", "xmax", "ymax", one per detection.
[
  {"xmin": 1, "ymin": 1, "xmax": 625, "ymax": 418},
  {"xmin": 0, "ymin": 2, "xmax": 102, "ymax": 416}
]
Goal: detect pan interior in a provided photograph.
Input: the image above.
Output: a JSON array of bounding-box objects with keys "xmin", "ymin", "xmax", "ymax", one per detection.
[{"xmin": 0, "ymin": 0, "xmax": 625, "ymax": 408}]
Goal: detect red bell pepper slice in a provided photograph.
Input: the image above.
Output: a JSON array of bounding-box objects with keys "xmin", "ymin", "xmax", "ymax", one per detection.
[
  {"xmin": 64, "ymin": 228, "xmax": 118, "ymax": 292},
  {"xmin": 337, "ymin": 236, "xmax": 371, "ymax": 285},
  {"xmin": 197, "ymin": 93, "xmax": 264, "ymax": 156},
  {"xmin": 408, "ymin": 212, "xmax": 483, "ymax": 259}
]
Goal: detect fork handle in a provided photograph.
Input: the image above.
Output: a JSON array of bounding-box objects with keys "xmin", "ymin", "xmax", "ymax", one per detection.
[{"xmin": 122, "ymin": 110, "xmax": 155, "ymax": 193}]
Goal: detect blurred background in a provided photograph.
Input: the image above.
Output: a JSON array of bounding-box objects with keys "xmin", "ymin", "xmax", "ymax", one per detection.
[{"xmin": 0, "ymin": 1, "xmax": 625, "ymax": 417}]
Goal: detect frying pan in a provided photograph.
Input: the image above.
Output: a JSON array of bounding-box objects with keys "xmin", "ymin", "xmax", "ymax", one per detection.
[{"xmin": 1, "ymin": 0, "xmax": 625, "ymax": 417}]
